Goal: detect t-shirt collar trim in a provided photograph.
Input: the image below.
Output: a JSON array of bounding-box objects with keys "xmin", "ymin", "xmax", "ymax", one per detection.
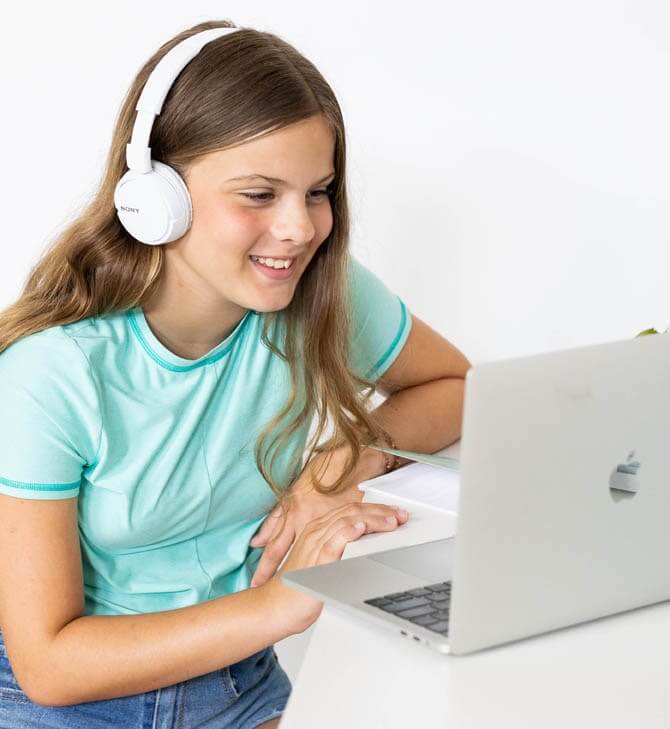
[{"xmin": 126, "ymin": 307, "xmax": 253, "ymax": 372}]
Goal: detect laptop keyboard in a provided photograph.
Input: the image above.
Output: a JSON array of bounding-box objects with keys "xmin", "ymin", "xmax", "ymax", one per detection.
[{"xmin": 363, "ymin": 581, "xmax": 452, "ymax": 636}]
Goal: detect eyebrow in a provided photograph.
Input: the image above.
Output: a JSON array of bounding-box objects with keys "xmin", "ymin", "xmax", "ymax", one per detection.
[{"xmin": 226, "ymin": 171, "xmax": 336, "ymax": 185}]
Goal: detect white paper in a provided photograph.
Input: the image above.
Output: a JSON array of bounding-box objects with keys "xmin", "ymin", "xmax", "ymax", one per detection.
[{"xmin": 358, "ymin": 461, "xmax": 461, "ymax": 514}]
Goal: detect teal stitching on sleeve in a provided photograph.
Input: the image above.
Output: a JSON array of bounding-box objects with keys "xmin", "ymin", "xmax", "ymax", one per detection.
[
  {"xmin": 0, "ymin": 476, "xmax": 81, "ymax": 491},
  {"xmin": 366, "ymin": 297, "xmax": 410, "ymax": 381}
]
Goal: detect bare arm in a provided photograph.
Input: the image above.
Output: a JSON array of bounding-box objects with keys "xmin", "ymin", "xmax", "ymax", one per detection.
[
  {"xmin": 0, "ymin": 494, "xmax": 290, "ymax": 706},
  {"xmin": 43, "ymin": 583, "xmax": 287, "ymax": 706},
  {"xmin": 374, "ymin": 313, "xmax": 471, "ymax": 456},
  {"xmin": 0, "ymin": 493, "xmax": 404, "ymax": 707}
]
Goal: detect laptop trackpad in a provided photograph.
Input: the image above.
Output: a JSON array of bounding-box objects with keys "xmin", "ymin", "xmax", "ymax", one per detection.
[{"xmin": 368, "ymin": 538, "xmax": 454, "ymax": 583}]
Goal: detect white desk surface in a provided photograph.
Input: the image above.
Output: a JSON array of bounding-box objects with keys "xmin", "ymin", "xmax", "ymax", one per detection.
[{"xmin": 280, "ymin": 443, "xmax": 670, "ymax": 728}]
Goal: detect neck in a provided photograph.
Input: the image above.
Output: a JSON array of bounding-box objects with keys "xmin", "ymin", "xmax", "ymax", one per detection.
[{"xmin": 142, "ymin": 259, "xmax": 247, "ymax": 361}]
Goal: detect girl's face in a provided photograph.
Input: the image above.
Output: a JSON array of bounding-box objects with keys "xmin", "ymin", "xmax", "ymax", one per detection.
[{"xmin": 172, "ymin": 114, "xmax": 336, "ymax": 315}]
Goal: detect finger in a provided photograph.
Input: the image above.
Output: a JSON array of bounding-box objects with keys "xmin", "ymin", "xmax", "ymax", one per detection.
[
  {"xmin": 316, "ymin": 521, "xmax": 366, "ymax": 565},
  {"xmin": 279, "ymin": 505, "xmax": 410, "ymax": 578},
  {"xmin": 251, "ymin": 531, "xmax": 294, "ymax": 587},
  {"xmin": 319, "ymin": 511, "xmax": 400, "ymax": 546},
  {"xmin": 307, "ymin": 502, "xmax": 409, "ymax": 533},
  {"xmin": 250, "ymin": 505, "xmax": 283, "ymax": 548},
  {"xmin": 356, "ymin": 503, "xmax": 409, "ymax": 529},
  {"xmin": 301, "ymin": 510, "xmax": 405, "ymax": 575},
  {"xmin": 250, "ymin": 522, "xmax": 297, "ymax": 587}
]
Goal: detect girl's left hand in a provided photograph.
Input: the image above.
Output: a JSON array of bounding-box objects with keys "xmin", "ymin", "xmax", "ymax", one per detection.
[{"xmin": 249, "ymin": 446, "xmax": 406, "ymax": 587}]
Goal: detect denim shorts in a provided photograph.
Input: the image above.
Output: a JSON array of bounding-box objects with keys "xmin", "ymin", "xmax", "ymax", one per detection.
[{"xmin": 0, "ymin": 628, "xmax": 291, "ymax": 728}]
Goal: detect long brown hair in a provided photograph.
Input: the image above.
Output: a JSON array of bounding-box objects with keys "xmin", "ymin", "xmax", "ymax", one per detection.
[{"xmin": 0, "ymin": 19, "xmax": 391, "ymax": 501}]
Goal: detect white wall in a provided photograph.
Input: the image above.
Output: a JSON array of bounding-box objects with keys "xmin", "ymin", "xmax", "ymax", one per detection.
[
  {"xmin": 3, "ymin": 1, "xmax": 669, "ymax": 364},
  {"xmin": 2, "ymin": 0, "xmax": 668, "ymax": 681}
]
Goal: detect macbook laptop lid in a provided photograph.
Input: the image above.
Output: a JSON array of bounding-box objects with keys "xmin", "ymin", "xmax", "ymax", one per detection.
[{"xmin": 283, "ymin": 332, "xmax": 670, "ymax": 655}]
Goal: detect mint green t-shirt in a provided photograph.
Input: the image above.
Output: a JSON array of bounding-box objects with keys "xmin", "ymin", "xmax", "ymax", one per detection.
[{"xmin": 0, "ymin": 256, "xmax": 411, "ymax": 616}]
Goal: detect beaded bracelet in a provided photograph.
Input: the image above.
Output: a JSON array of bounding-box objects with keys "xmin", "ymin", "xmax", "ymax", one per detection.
[{"xmin": 377, "ymin": 427, "xmax": 400, "ymax": 474}]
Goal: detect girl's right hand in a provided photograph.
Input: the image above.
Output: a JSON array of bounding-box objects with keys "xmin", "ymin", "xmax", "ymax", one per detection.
[{"xmin": 264, "ymin": 501, "xmax": 409, "ymax": 634}]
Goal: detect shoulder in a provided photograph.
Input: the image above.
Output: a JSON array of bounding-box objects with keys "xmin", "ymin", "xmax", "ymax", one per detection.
[
  {"xmin": 346, "ymin": 255, "xmax": 405, "ymax": 316},
  {"xmin": 0, "ymin": 310, "xmax": 133, "ymax": 381},
  {"xmin": 0, "ymin": 324, "xmax": 89, "ymax": 378},
  {"xmin": 345, "ymin": 254, "xmax": 412, "ymax": 381},
  {"xmin": 346, "ymin": 254, "xmax": 375, "ymax": 291},
  {"xmin": 0, "ymin": 321, "xmax": 101, "ymax": 431},
  {"xmin": 0, "ymin": 322, "xmax": 104, "ymax": 493}
]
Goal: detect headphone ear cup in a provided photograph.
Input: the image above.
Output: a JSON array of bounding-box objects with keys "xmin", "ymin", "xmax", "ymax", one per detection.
[{"xmin": 114, "ymin": 160, "xmax": 192, "ymax": 245}]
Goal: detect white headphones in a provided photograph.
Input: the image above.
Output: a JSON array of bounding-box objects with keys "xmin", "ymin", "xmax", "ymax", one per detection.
[{"xmin": 114, "ymin": 27, "xmax": 242, "ymax": 245}]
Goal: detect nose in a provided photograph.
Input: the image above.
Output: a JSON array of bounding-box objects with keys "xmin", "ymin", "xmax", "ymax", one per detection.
[{"xmin": 269, "ymin": 196, "xmax": 317, "ymax": 247}]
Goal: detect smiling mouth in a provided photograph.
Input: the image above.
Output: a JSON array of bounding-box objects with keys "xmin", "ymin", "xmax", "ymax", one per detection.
[
  {"xmin": 249, "ymin": 254, "xmax": 297, "ymax": 260},
  {"xmin": 249, "ymin": 255, "xmax": 296, "ymax": 270}
]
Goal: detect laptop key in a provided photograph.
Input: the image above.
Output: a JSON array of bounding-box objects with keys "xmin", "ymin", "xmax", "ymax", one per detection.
[
  {"xmin": 385, "ymin": 591, "xmax": 413, "ymax": 601},
  {"xmin": 395, "ymin": 605, "xmax": 435, "ymax": 619},
  {"xmin": 430, "ymin": 591, "xmax": 450, "ymax": 601},
  {"xmin": 431, "ymin": 599, "xmax": 450, "ymax": 610},
  {"xmin": 374, "ymin": 597, "xmax": 430, "ymax": 613},
  {"xmin": 408, "ymin": 588, "xmax": 432, "ymax": 597},
  {"xmin": 426, "ymin": 620, "xmax": 449, "ymax": 633},
  {"xmin": 410, "ymin": 614, "xmax": 440, "ymax": 627},
  {"xmin": 425, "ymin": 582, "xmax": 451, "ymax": 592},
  {"xmin": 365, "ymin": 598, "xmax": 393, "ymax": 608},
  {"xmin": 432, "ymin": 610, "xmax": 450, "ymax": 621}
]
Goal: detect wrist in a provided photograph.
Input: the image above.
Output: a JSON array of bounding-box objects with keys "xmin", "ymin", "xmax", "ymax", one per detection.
[
  {"xmin": 260, "ymin": 576, "xmax": 318, "ymax": 636},
  {"xmin": 329, "ymin": 444, "xmax": 387, "ymax": 488},
  {"xmin": 357, "ymin": 446, "xmax": 387, "ymax": 480},
  {"xmin": 312, "ymin": 444, "xmax": 383, "ymax": 485},
  {"xmin": 374, "ymin": 426, "xmax": 403, "ymax": 474},
  {"xmin": 304, "ymin": 443, "xmax": 387, "ymax": 497},
  {"xmin": 254, "ymin": 578, "xmax": 297, "ymax": 637}
]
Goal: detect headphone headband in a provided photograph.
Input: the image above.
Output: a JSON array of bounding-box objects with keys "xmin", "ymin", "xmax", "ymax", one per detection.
[
  {"xmin": 126, "ymin": 27, "xmax": 242, "ymax": 173},
  {"xmin": 115, "ymin": 25, "xmax": 243, "ymax": 245}
]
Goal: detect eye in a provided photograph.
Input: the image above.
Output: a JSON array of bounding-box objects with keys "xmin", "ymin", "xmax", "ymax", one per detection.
[{"xmin": 240, "ymin": 186, "xmax": 333, "ymax": 203}]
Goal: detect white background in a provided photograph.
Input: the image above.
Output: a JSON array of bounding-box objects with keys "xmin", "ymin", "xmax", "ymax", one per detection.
[{"xmin": 2, "ymin": 0, "xmax": 668, "ymax": 679}]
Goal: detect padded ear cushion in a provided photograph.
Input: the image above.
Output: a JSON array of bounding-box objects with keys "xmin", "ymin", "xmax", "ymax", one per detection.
[{"xmin": 114, "ymin": 160, "xmax": 192, "ymax": 245}]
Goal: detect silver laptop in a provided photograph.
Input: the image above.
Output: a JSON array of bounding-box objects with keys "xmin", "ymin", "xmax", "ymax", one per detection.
[{"xmin": 281, "ymin": 332, "xmax": 670, "ymax": 655}]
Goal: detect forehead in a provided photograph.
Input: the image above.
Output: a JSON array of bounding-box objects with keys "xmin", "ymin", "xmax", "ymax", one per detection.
[{"xmin": 194, "ymin": 115, "xmax": 335, "ymax": 181}]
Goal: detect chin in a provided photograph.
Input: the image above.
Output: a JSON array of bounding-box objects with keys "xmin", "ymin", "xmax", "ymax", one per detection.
[
  {"xmin": 248, "ymin": 285, "xmax": 298, "ymax": 313},
  {"xmin": 252, "ymin": 298, "xmax": 293, "ymax": 314}
]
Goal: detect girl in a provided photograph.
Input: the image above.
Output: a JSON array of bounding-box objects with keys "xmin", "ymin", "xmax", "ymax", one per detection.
[{"xmin": 0, "ymin": 19, "xmax": 469, "ymax": 728}]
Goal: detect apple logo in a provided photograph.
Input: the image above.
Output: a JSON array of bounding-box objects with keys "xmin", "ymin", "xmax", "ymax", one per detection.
[{"xmin": 609, "ymin": 449, "xmax": 641, "ymax": 501}]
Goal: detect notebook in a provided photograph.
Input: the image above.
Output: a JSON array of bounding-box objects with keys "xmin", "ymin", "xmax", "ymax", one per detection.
[{"xmin": 360, "ymin": 447, "xmax": 461, "ymax": 513}]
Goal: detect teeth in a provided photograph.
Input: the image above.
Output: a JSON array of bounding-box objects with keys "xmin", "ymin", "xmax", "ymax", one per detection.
[{"xmin": 251, "ymin": 255, "xmax": 293, "ymax": 269}]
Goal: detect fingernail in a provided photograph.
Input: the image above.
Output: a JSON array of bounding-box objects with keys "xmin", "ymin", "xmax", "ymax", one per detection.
[
  {"xmin": 396, "ymin": 508, "xmax": 408, "ymax": 518},
  {"xmin": 385, "ymin": 516, "xmax": 397, "ymax": 525}
]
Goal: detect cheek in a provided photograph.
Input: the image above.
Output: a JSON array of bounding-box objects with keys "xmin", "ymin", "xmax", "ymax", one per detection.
[
  {"xmin": 189, "ymin": 199, "xmax": 333, "ymax": 257},
  {"xmin": 315, "ymin": 204, "xmax": 334, "ymax": 242},
  {"xmin": 199, "ymin": 202, "xmax": 257, "ymax": 238},
  {"xmin": 191, "ymin": 206, "xmax": 260, "ymax": 256}
]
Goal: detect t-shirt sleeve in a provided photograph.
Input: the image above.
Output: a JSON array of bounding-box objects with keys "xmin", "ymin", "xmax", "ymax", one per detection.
[
  {"xmin": 347, "ymin": 255, "xmax": 413, "ymax": 382},
  {"xmin": 0, "ymin": 328, "xmax": 101, "ymax": 500}
]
